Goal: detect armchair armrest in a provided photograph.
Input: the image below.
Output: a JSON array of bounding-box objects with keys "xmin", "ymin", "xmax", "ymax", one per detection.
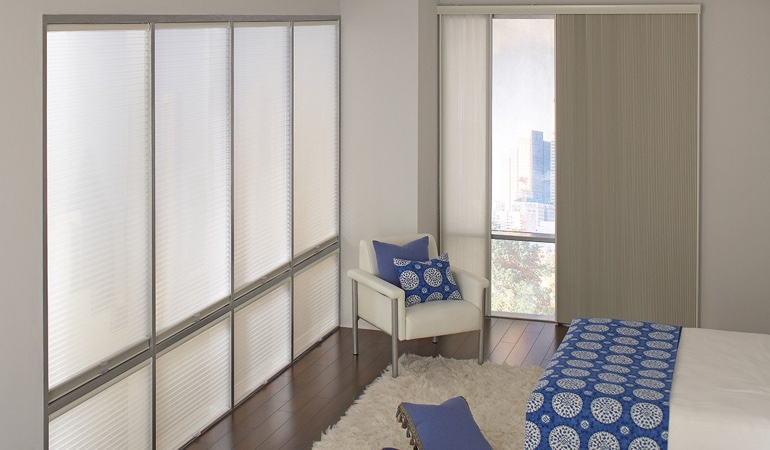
[
  {"xmin": 451, "ymin": 267, "xmax": 489, "ymax": 312},
  {"xmin": 347, "ymin": 269, "xmax": 405, "ymax": 301}
]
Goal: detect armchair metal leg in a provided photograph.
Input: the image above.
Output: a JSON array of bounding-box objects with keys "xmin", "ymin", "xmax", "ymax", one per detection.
[
  {"xmin": 352, "ymin": 280, "xmax": 359, "ymax": 356},
  {"xmin": 432, "ymin": 336, "xmax": 438, "ymax": 344},
  {"xmin": 478, "ymin": 325, "xmax": 485, "ymax": 365},
  {"xmin": 392, "ymin": 297, "xmax": 399, "ymax": 378}
]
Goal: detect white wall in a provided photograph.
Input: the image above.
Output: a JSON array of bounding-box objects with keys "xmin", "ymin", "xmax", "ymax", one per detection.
[
  {"xmin": 339, "ymin": 0, "xmax": 438, "ymax": 329},
  {"xmin": 436, "ymin": 0, "xmax": 770, "ymax": 335},
  {"xmin": 0, "ymin": 1, "xmax": 338, "ymax": 448}
]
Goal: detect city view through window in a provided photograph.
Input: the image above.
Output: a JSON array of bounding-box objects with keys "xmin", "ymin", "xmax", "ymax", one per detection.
[{"xmin": 491, "ymin": 16, "xmax": 555, "ymax": 319}]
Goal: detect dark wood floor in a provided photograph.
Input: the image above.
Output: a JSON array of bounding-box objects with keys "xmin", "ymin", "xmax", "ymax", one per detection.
[{"xmin": 185, "ymin": 317, "xmax": 567, "ymax": 450}]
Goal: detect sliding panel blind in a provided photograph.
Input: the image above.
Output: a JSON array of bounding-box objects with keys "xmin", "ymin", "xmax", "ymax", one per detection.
[
  {"xmin": 156, "ymin": 316, "xmax": 231, "ymax": 450},
  {"xmin": 46, "ymin": 24, "xmax": 151, "ymax": 390},
  {"xmin": 233, "ymin": 281, "xmax": 291, "ymax": 403},
  {"xmin": 155, "ymin": 24, "xmax": 232, "ymax": 333},
  {"xmin": 439, "ymin": 15, "xmax": 490, "ymax": 280},
  {"xmin": 293, "ymin": 252, "xmax": 339, "ymax": 357},
  {"xmin": 49, "ymin": 364, "xmax": 152, "ymax": 450},
  {"xmin": 293, "ymin": 22, "xmax": 339, "ymax": 258},
  {"xmin": 233, "ymin": 23, "xmax": 292, "ymax": 293},
  {"xmin": 556, "ymin": 14, "xmax": 698, "ymax": 325}
]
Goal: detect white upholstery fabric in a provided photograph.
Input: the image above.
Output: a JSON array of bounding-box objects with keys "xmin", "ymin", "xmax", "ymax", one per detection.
[{"xmin": 349, "ymin": 234, "xmax": 487, "ymax": 341}]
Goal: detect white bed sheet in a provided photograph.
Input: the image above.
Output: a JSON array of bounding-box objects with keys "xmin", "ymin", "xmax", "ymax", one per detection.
[{"xmin": 669, "ymin": 327, "xmax": 770, "ymax": 449}]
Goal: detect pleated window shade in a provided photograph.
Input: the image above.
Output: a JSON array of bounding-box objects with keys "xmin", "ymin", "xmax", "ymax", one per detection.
[
  {"xmin": 46, "ymin": 25, "xmax": 152, "ymax": 390},
  {"xmin": 293, "ymin": 252, "xmax": 340, "ymax": 357},
  {"xmin": 155, "ymin": 24, "xmax": 232, "ymax": 333},
  {"xmin": 234, "ymin": 281, "xmax": 292, "ymax": 403},
  {"xmin": 233, "ymin": 23, "xmax": 291, "ymax": 293},
  {"xmin": 49, "ymin": 364, "xmax": 152, "ymax": 450},
  {"xmin": 156, "ymin": 316, "xmax": 231, "ymax": 450},
  {"xmin": 293, "ymin": 22, "xmax": 339, "ymax": 258},
  {"xmin": 555, "ymin": 14, "xmax": 698, "ymax": 326},
  {"xmin": 439, "ymin": 15, "xmax": 490, "ymax": 280}
]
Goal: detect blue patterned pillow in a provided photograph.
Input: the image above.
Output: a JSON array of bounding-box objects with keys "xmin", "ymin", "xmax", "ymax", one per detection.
[{"xmin": 394, "ymin": 253, "xmax": 461, "ymax": 307}]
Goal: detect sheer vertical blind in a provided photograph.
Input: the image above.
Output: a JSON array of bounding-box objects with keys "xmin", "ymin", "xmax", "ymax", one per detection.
[
  {"xmin": 439, "ymin": 7, "xmax": 699, "ymax": 325},
  {"xmin": 439, "ymin": 15, "xmax": 490, "ymax": 281},
  {"xmin": 45, "ymin": 18, "xmax": 339, "ymax": 450},
  {"xmin": 555, "ymin": 14, "xmax": 698, "ymax": 325},
  {"xmin": 46, "ymin": 24, "xmax": 152, "ymax": 390}
]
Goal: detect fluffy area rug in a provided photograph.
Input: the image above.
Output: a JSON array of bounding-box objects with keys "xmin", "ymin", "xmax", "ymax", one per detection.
[{"xmin": 313, "ymin": 354, "xmax": 544, "ymax": 449}]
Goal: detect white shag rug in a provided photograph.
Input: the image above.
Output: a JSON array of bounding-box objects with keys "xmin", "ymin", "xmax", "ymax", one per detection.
[{"xmin": 313, "ymin": 354, "xmax": 544, "ymax": 449}]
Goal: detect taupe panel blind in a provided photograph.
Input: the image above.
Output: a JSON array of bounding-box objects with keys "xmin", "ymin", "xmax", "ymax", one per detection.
[
  {"xmin": 556, "ymin": 14, "xmax": 698, "ymax": 326},
  {"xmin": 439, "ymin": 15, "xmax": 489, "ymax": 279}
]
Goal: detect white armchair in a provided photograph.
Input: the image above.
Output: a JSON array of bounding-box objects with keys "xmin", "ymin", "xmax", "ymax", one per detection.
[{"xmin": 347, "ymin": 234, "xmax": 489, "ymax": 377}]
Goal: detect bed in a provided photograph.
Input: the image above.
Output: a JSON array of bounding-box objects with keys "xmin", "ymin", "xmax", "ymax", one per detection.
[{"xmin": 525, "ymin": 318, "xmax": 770, "ymax": 450}]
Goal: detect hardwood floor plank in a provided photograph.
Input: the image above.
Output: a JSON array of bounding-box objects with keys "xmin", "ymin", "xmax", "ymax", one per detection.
[{"xmin": 504, "ymin": 330, "xmax": 539, "ymax": 366}]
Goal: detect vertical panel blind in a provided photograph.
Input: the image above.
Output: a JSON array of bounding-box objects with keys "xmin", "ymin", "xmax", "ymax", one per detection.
[
  {"xmin": 293, "ymin": 22, "xmax": 339, "ymax": 258},
  {"xmin": 156, "ymin": 317, "xmax": 231, "ymax": 450},
  {"xmin": 155, "ymin": 24, "xmax": 232, "ymax": 333},
  {"xmin": 46, "ymin": 25, "xmax": 152, "ymax": 389},
  {"xmin": 46, "ymin": 19, "xmax": 339, "ymax": 449},
  {"xmin": 234, "ymin": 281, "xmax": 292, "ymax": 403},
  {"xmin": 555, "ymin": 14, "xmax": 698, "ymax": 326},
  {"xmin": 49, "ymin": 364, "xmax": 152, "ymax": 450},
  {"xmin": 293, "ymin": 252, "xmax": 340, "ymax": 357},
  {"xmin": 439, "ymin": 15, "xmax": 490, "ymax": 280},
  {"xmin": 233, "ymin": 23, "xmax": 292, "ymax": 292}
]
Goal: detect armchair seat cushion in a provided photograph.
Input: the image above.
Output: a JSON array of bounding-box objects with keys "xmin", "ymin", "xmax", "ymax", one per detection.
[{"xmin": 404, "ymin": 300, "xmax": 481, "ymax": 340}]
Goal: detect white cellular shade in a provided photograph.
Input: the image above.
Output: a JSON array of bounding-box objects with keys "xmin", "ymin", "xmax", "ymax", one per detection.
[
  {"xmin": 293, "ymin": 22, "xmax": 339, "ymax": 257},
  {"xmin": 49, "ymin": 364, "xmax": 152, "ymax": 450},
  {"xmin": 46, "ymin": 25, "xmax": 151, "ymax": 389},
  {"xmin": 234, "ymin": 281, "xmax": 291, "ymax": 403},
  {"xmin": 156, "ymin": 316, "xmax": 231, "ymax": 450},
  {"xmin": 293, "ymin": 252, "xmax": 339, "ymax": 357},
  {"xmin": 155, "ymin": 24, "xmax": 232, "ymax": 332},
  {"xmin": 234, "ymin": 23, "xmax": 291, "ymax": 291},
  {"xmin": 440, "ymin": 15, "xmax": 490, "ymax": 279}
]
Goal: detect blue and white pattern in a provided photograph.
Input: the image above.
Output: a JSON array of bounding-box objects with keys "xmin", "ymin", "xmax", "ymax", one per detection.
[
  {"xmin": 394, "ymin": 252, "xmax": 461, "ymax": 306},
  {"xmin": 525, "ymin": 318, "xmax": 681, "ymax": 450}
]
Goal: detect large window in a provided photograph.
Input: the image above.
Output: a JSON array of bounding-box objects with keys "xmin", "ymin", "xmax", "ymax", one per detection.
[
  {"xmin": 490, "ymin": 16, "xmax": 555, "ymax": 320},
  {"xmin": 440, "ymin": 6, "xmax": 699, "ymax": 326},
  {"xmin": 45, "ymin": 17, "xmax": 339, "ymax": 449}
]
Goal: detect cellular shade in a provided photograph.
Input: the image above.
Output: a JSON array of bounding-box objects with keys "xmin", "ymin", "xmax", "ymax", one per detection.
[
  {"xmin": 46, "ymin": 24, "xmax": 151, "ymax": 389},
  {"xmin": 49, "ymin": 363, "xmax": 152, "ymax": 450},
  {"xmin": 233, "ymin": 23, "xmax": 291, "ymax": 293},
  {"xmin": 555, "ymin": 14, "xmax": 698, "ymax": 326},
  {"xmin": 293, "ymin": 252, "xmax": 339, "ymax": 357},
  {"xmin": 234, "ymin": 281, "xmax": 292, "ymax": 403},
  {"xmin": 155, "ymin": 23, "xmax": 232, "ymax": 333},
  {"xmin": 293, "ymin": 22, "xmax": 339, "ymax": 258},
  {"xmin": 439, "ymin": 15, "xmax": 490, "ymax": 280},
  {"xmin": 156, "ymin": 316, "xmax": 231, "ymax": 450}
]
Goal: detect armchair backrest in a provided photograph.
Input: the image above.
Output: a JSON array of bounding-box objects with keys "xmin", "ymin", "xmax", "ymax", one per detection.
[{"xmin": 359, "ymin": 234, "xmax": 439, "ymax": 276}]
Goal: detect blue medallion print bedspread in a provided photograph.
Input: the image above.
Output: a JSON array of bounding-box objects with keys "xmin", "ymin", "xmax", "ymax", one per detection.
[{"xmin": 524, "ymin": 318, "xmax": 681, "ymax": 450}]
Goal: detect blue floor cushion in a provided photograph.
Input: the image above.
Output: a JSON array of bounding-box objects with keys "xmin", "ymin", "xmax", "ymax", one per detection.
[{"xmin": 395, "ymin": 396, "xmax": 492, "ymax": 450}]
